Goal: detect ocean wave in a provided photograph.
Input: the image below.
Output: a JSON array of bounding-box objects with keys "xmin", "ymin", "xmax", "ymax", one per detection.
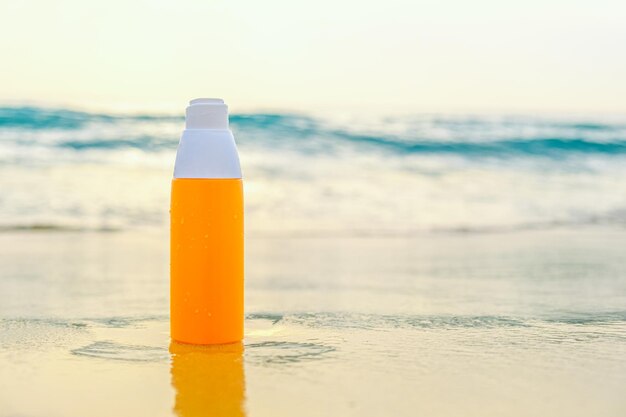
[
  {"xmin": 3, "ymin": 106, "xmax": 626, "ymax": 233},
  {"xmin": 44, "ymin": 133, "xmax": 626, "ymax": 157},
  {"xmin": 3, "ymin": 106, "xmax": 626, "ymax": 157},
  {"xmin": 2, "ymin": 213, "xmax": 625, "ymax": 236},
  {"xmin": 327, "ymin": 134, "xmax": 626, "ymax": 156},
  {"xmin": 0, "ymin": 224, "xmax": 120, "ymax": 233},
  {"xmin": 57, "ymin": 136, "xmax": 172, "ymax": 151},
  {"xmin": 0, "ymin": 106, "xmax": 180, "ymax": 129}
]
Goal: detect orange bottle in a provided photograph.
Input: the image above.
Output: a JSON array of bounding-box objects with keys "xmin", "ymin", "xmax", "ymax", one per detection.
[{"xmin": 171, "ymin": 98, "xmax": 243, "ymax": 345}]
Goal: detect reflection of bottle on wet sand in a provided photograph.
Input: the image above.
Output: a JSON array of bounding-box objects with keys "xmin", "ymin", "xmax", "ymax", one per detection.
[{"xmin": 170, "ymin": 341, "xmax": 246, "ymax": 417}]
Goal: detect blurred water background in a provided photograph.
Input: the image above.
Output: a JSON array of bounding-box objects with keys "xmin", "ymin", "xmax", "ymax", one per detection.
[{"xmin": 2, "ymin": 106, "xmax": 626, "ymax": 235}]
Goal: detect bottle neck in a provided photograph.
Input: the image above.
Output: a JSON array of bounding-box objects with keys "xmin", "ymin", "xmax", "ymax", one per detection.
[{"xmin": 185, "ymin": 98, "xmax": 228, "ymax": 129}]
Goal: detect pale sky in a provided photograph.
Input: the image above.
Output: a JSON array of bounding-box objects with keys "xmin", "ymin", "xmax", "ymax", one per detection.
[{"xmin": 1, "ymin": 0, "xmax": 625, "ymax": 114}]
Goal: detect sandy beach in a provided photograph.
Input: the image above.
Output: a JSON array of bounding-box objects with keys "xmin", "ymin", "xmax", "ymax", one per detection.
[{"xmin": 1, "ymin": 228, "xmax": 625, "ymax": 416}]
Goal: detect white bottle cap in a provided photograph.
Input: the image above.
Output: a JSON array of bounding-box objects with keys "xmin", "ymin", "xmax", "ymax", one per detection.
[
  {"xmin": 185, "ymin": 98, "xmax": 228, "ymax": 129},
  {"xmin": 174, "ymin": 98, "xmax": 242, "ymax": 179}
]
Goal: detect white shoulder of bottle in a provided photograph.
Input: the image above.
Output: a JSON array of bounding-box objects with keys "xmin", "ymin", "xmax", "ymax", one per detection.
[{"xmin": 173, "ymin": 128, "xmax": 242, "ymax": 179}]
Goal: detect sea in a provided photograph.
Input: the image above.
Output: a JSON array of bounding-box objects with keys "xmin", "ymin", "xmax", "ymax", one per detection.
[{"xmin": 1, "ymin": 106, "xmax": 626, "ymax": 235}]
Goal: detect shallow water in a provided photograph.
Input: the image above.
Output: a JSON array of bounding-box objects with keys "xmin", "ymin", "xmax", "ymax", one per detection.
[{"xmin": 1, "ymin": 230, "xmax": 625, "ymax": 416}]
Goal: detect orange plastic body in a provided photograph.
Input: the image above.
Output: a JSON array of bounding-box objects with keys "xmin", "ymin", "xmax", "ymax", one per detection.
[{"xmin": 170, "ymin": 178, "xmax": 244, "ymax": 345}]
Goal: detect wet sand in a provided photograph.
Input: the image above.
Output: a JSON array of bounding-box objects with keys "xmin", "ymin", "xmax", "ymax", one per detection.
[{"xmin": 1, "ymin": 229, "xmax": 625, "ymax": 416}]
